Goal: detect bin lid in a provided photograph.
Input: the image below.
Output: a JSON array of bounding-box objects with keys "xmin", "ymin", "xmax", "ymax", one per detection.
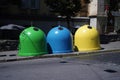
[
  {"xmin": 74, "ymin": 25, "xmax": 101, "ymax": 51},
  {"xmin": 18, "ymin": 26, "xmax": 48, "ymax": 56},
  {"xmin": 47, "ymin": 25, "xmax": 73, "ymax": 53}
]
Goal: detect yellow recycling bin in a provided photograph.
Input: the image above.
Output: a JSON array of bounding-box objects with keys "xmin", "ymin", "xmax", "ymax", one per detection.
[{"xmin": 74, "ymin": 25, "xmax": 101, "ymax": 51}]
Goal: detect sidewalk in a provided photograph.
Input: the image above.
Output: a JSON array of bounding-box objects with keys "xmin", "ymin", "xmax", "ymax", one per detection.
[{"xmin": 0, "ymin": 39, "xmax": 120, "ymax": 62}]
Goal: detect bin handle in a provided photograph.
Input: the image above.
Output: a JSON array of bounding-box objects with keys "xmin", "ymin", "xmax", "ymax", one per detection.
[{"xmin": 88, "ymin": 26, "xmax": 92, "ymax": 29}]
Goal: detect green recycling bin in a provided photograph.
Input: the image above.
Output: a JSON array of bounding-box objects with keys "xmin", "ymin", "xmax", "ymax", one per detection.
[{"xmin": 18, "ymin": 26, "xmax": 48, "ymax": 56}]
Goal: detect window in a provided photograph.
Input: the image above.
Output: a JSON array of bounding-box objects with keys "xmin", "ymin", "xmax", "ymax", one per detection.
[{"xmin": 21, "ymin": 0, "xmax": 40, "ymax": 9}]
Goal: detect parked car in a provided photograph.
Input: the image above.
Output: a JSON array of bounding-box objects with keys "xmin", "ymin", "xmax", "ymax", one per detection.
[{"xmin": 0, "ymin": 24, "xmax": 25, "ymax": 40}]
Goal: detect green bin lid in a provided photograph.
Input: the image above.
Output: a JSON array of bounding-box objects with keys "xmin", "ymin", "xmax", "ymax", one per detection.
[{"xmin": 18, "ymin": 26, "xmax": 48, "ymax": 56}]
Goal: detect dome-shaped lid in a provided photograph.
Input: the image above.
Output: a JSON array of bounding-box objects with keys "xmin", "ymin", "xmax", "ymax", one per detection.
[
  {"xmin": 47, "ymin": 25, "xmax": 72, "ymax": 39},
  {"xmin": 18, "ymin": 26, "xmax": 48, "ymax": 56},
  {"xmin": 75, "ymin": 25, "xmax": 99, "ymax": 39},
  {"xmin": 21, "ymin": 26, "xmax": 45, "ymax": 40},
  {"xmin": 74, "ymin": 25, "xmax": 101, "ymax": 51},
  {"xmin": 47, "ymin": 25, "xmax": 73, "ymax": 53}
]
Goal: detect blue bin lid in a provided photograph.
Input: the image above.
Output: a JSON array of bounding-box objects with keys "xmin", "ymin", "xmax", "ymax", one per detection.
[{"xmin": 47, "ymin": 25, "xmax": 73, "ymax": 54}]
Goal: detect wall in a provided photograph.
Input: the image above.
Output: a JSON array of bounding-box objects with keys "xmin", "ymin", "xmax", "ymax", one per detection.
[
  {"xmin": 114, "ymin": 16, "xmax": 120, "ymax": 31},
  {"xmin": 88, "ymin": 0, "xmax": 108, "ymax": 34},
  {"xmin": 88, "ymin": 0, "xmax": 98, "ymax": 16}
]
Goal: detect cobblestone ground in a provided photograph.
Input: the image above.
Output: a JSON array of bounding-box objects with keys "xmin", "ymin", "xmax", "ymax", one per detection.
[{"xmin": 0, "ymin": 40, "xmax": 18, "ymax": 52}]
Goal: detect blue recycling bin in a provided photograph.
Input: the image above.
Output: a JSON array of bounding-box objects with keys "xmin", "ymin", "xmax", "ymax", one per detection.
[{"xmin": 47, "ymin": 26, "xmax": 73, "ymax": 54}]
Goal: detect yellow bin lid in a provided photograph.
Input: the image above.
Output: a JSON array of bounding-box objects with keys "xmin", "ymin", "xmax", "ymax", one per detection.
[{"xmin": 74, "ymin": 25, "xmax": 101, "ymax": 51}]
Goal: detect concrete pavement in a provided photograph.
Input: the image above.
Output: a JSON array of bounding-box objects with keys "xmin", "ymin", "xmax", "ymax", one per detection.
[{"xmin": 0, "ymin": 55, "xmax": 120, "ymax": 80}]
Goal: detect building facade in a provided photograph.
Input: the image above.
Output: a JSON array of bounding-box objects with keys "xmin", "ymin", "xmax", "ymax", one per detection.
[
  {"xmin": 0, "ymin": 0, "xmax": 120, "ymax": 34},
  {"xmin": 88, "ymin": 0, "xmax": 120, "ymax": 34}
]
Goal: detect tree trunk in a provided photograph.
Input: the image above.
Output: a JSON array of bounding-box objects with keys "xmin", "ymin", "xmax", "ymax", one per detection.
[{"xmin": 66, "ymin": 16, "xmax": 71, "ymax": 30}]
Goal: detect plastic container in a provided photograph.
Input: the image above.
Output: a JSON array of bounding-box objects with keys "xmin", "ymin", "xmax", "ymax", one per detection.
[
  {"xmin": 18, "ymin": 26, "xmax": 48, "ymax": 56},
  {"xmin": 74, "ymin": 25, "xmax": 101, "ymax": 51},
  {"xmin": 47, "ymin": 26, "xmax": 73, "ymax": 54}
]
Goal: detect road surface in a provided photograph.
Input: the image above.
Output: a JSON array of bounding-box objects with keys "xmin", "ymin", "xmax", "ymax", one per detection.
[{"xmin": 0, "ymin": 52, "xmax": 120, "ymax": 80}]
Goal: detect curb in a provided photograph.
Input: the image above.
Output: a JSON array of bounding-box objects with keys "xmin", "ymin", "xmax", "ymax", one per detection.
[{"xmin": 0, "ymin": 49, "xmax": 120, "ymax": 63}]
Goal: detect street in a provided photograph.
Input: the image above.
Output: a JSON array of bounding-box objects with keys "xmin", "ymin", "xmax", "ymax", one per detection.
[
  {"xmin": 0, "ymin": 0, "xmax": 120, "ymax": 80},
  {"xmin": 0, "ymin": 52, "xmax": 120, "ymax": 80}
]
